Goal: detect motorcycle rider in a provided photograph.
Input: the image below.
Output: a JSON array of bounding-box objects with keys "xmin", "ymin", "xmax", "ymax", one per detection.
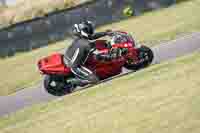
[{"xmin": 64, "ymin": 20, "xmax": 120, "ymax": 86}]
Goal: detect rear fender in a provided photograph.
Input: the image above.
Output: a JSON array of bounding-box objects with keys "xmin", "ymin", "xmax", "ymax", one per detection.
[{"xmin": 37, "ymin": 53, "xmax": 71, "ymax": 75}]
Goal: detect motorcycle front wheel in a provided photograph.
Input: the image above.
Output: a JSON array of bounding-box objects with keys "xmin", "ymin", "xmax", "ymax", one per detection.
[
  {"xmin": 124, "ymin": 45, "xmax": 154, "ymax": 70},
  {"xmin": 44, "ymin": 75, "xmax": 75, "ymax": 96}
]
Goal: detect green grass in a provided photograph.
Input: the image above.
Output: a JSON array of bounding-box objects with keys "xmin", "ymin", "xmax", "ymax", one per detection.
[
  {"xmin": 0, "ymin": 0, "xmax": 91, "ymax": 29},
  {"xmin": 0, "ymin": 49, "xmax": 200, "ymax": 133},
  {"xmin": 0, "ymin": 0, "xmax": 200, "ymax": 96}
]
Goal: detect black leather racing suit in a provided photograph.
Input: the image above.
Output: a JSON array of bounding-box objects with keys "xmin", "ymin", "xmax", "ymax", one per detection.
[{"xmin": 64, "ymin": 32, "xmax": 109, "ymax": 85}]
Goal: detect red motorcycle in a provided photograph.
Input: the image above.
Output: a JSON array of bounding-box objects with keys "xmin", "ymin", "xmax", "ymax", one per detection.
[{"xmin": 37, "ymin": 31, "xmax": 154, "ymax": 96}]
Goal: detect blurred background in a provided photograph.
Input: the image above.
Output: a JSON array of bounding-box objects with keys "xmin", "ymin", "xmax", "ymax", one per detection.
[{"xmin": 0, "ymin": 0, "xmax": 179, "ymax": 57}]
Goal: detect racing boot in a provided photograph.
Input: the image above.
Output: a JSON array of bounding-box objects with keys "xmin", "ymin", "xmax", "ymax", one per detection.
[{"xmin": 67, "ymin": 78, "xmax": 88, "ymax": 87}]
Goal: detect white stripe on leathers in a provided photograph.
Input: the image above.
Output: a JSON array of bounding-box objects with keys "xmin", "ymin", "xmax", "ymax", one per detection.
[{"xmin": 71, "ymin": 48, "xmax": 80, "ymax": 64}]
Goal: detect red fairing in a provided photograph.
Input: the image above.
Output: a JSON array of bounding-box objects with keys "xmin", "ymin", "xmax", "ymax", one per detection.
[
  {"xmin": 86, "ymin": 53, "xmax": 125, "ymax": 80},
  {"xmin": 85, "ymin": 40, "xmax": 126, "ymax": 79},
  {"xmin": 95, "ymin": 40, "xmax": 108, "ymax": 50},
  {"xmin": 38, "ymin": 53, "xmax": 71, "ymax": 75}
]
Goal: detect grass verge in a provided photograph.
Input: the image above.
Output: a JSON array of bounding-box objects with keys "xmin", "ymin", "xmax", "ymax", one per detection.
[
  {"xmin": 0, "ymin": 0, "xmax": 91, "ymax": 29},
  {"xmin": 0, "ymin": 0, "xmax": 200, "ymax": 95},
  {"xmin": 0, "ymin": 48, "xmax": 200, "ymax": 133}
]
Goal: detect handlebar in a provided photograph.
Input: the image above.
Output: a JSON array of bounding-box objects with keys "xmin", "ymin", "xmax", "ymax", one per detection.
[{"xmin": 108, "ymin": 31, "xmax": 128, "ymax": 37}]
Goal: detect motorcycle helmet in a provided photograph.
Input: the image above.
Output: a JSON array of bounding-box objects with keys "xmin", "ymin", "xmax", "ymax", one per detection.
[{"xmin": 72, "ymin": 20, "xmax": 95, "ymax": 38}]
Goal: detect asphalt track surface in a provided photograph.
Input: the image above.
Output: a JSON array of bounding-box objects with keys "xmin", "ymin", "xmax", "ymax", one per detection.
[{"xmin": 0, "ymin": 32, "xmax": 200, "ymax": 117}]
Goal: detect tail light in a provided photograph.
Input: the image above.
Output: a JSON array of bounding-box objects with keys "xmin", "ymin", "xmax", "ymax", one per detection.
[{"xmin": 37, "ymin": 60, "xmax": 44, "ymax": 74}]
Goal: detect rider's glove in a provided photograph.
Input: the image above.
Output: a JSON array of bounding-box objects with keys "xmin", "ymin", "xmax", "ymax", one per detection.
[
  {"xmin": 110, "ymin": 48, "xmax": 122, "ymax": 59},
  {"xmin": 121, "ymin": 48, "xmax": 128, "ymax": 55},
  {"xmin": 106, "ymin": 30, "xmax": 115, "ymax": 36}
]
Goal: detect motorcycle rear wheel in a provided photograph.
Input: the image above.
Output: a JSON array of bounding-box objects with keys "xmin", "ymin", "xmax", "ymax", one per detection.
[
  {"xmin": 44, "ymin": 75, "xmax": 75, "ymax": 96},
  {"xmin": 124, "ymin": 45, "xmax": 154, "ymax": 70}
]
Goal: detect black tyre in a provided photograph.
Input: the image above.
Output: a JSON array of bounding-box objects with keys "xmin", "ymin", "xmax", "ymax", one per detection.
[
  {"xmin": 44, "ymin": 75, "xmax": 75, "ymax": 96},
  {"xmin": 124, "ymin": 45, "xmax": 154, "ymax": 70}
]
